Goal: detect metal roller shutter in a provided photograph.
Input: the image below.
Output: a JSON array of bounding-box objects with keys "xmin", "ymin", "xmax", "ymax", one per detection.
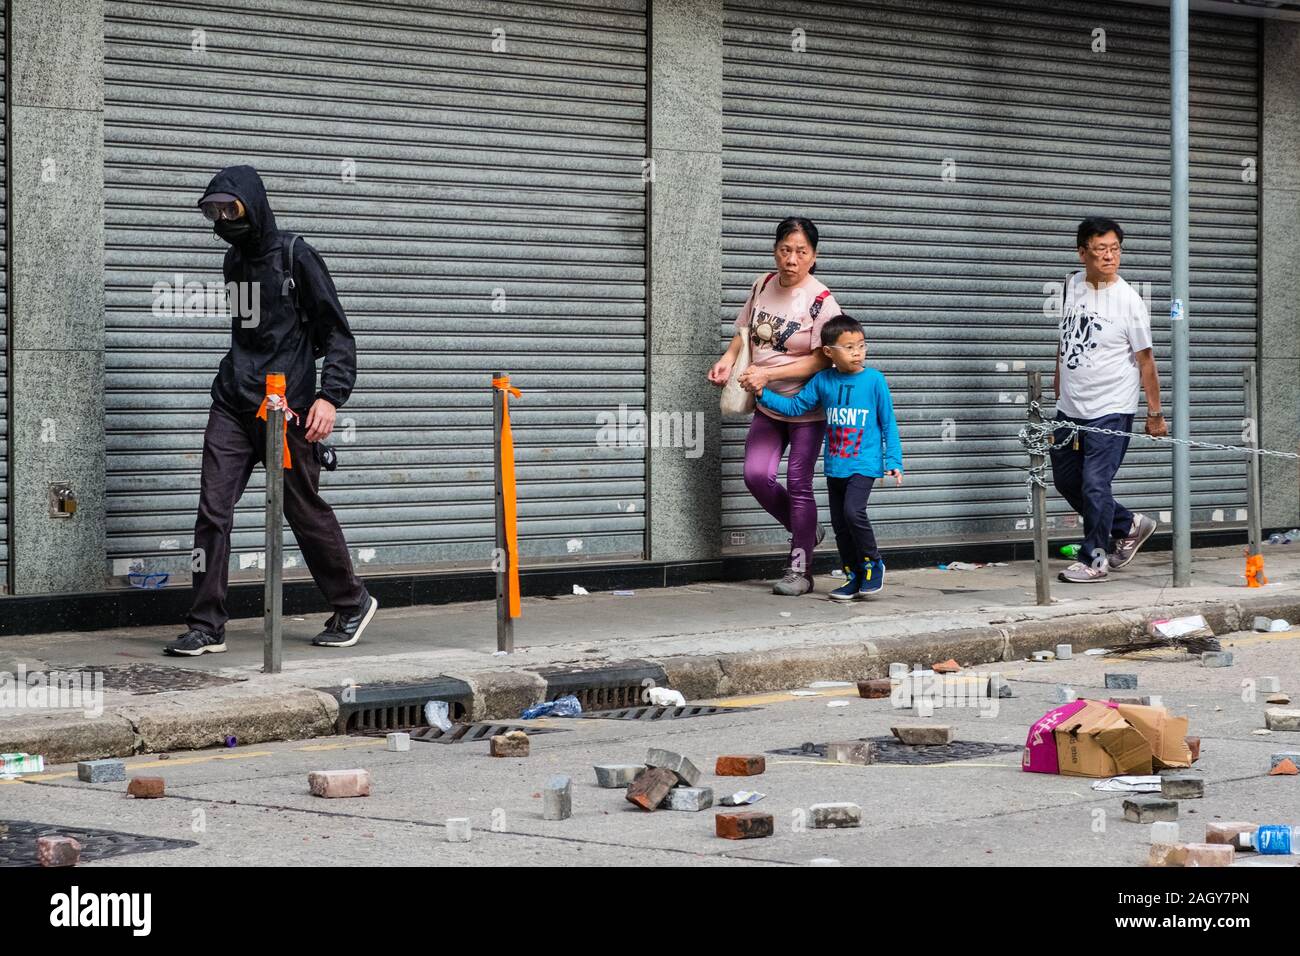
[
  {"xmin": 104, "ymin": 0, "xmax": 647, "ymax": 581},
  {"xmin": 721, "ymin": 0, "xmax": 1258, "ymax": 552},
  {"xmin": 0, "ymin": 0, "xmax": 8, "ymax": 592}
]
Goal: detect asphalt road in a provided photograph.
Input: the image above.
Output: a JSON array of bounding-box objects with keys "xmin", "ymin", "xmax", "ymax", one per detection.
[{"xmin": 3, "ymin": 628, "xmax": 1298, "ymax": 867}]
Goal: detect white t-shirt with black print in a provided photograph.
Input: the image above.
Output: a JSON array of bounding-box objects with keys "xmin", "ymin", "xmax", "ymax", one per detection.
[{"xmin": 1056, "ymin": 273, "xmax": 1153, "ymax": 421}]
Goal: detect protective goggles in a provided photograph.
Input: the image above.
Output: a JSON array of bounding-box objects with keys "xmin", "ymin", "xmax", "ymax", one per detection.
[{"xmin": 199, "ymin": 195, "xmax": 245, "ymax": 221}]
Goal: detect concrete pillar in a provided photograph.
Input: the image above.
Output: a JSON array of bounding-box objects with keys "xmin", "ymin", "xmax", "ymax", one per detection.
[
  {"xmin": 8, "ymin": 0, "xmax": 107, "ymax": 592},
  {"xmin": 1260, "ymin": 21, "xmax": 1300, "ymax": 531},
  {"xmin": 646, "ymin": 0, "xmax": 723, "ymax": 562}
]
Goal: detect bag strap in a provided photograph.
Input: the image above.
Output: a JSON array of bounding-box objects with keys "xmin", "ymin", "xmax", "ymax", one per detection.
[
  {"xmin": 281, "ymin": 232, "xmax": 302, "ymax": 318},
  {"xmin": 1061, "ymin": 269, "xmax": 1081, "ymax": 315}
]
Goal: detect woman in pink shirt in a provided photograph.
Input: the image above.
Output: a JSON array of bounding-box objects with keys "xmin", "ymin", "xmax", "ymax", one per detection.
[{"xmin": 708, "ymin": 218, "xmax": 841, "ymax": 595}]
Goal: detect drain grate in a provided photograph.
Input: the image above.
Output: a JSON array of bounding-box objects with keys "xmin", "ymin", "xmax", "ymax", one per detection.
[
  {"xmin": 536, "ymin": 662, "xmax": 667, "ymax": 713},
  {"xmin": 768, "ymin": 736, "xmax": 1022, "ymax": 765},
  {"xmin": 321, "ymin": 678, "xmax": 474, "ymax": 734},
  {"xmin": 578, "ymin": 705, "xmax": 756, "ymax": 721},
  {"xmin": 47, "ymin": 663, "xmax": 243, "ymax": 695},
  {"xmin": 0, "ymin": 820, "xmax": 197, "ymax": 867},
  {"xmin": 359, "ymin": 722, "xmax": 568, "ymax": 743}
]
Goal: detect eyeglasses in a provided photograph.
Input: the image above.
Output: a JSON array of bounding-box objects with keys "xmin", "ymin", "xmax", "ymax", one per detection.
[
  {"xmin": 829, "ymin": 343, "xmax": 867, "ymax": 354},
  {"xmin": 200, "ymin": 200, "xmax": 243, "ymax": 222},
  {"xmin": 1088, "ymin": 244, "xmax": 1122, "ymax": 258}
]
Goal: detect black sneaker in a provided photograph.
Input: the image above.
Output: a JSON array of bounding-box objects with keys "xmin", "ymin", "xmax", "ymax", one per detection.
[
  {"xmin": 312, "ymin": 595, "xmax": 378, "ymax": 648},
  {"xmin": 164, "ymin": 629, "xmax": 226, "ymax": 657}
]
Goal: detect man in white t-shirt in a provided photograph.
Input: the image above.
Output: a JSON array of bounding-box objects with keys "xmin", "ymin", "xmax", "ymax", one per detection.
[{"xmin": 1051, "ymin": 217, "xmax": 1167, "ymax": 584}]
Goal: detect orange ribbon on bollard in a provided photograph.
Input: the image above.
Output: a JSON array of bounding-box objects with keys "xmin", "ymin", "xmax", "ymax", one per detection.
[
  {"xmin": 255, "ymin": 373, "xmax": 298, "ymax": 469},
  {"xmin": 493, "ymin": 375, "xmax": 522, "ymax": 618},
  {"xmin": 1246, "ymin": 552, "xmax": 1266, "ymax": 588}
]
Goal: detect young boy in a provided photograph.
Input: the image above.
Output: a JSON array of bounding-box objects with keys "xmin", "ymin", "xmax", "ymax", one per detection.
[{"xmin": 755, "ymin": 314, "xmax": 902, "ymax": 600}]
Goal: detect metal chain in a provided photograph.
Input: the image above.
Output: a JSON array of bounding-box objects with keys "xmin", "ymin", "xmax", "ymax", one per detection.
[{"xmin": 1016, "ymin": 400, "xmax": 1300, "ymax": 515}]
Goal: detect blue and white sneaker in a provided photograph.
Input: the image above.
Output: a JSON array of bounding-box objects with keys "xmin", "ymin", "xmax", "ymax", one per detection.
[
  {"xmin": 829, "ymin": 566, "xmax": 861, "ymax": 602},
  {"xmin": 857, "ymin": 558, "xmax": 885, "ymax": 596}
]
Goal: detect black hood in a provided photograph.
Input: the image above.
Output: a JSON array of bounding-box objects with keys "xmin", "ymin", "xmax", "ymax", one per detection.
[{"xmin": 198, "ymin": 165, "xmax": 278, "ymax": 247}]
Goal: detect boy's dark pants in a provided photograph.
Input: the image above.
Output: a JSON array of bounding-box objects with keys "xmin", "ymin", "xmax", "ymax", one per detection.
[
  {"xmin": 187, "ymin": 402, "xmax": 366, "ymax": 637},
  {"xmin": 827, "ymin": 474, "xmax": 880, "ymax": 570},
  {"xmin": 1049, "ymin": 412, "xmax": 1136, "ymax": 562}
]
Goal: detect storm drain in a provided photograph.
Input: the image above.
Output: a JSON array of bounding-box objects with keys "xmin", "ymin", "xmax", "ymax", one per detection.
[
  {"xmin": 0, "ymin": 820, "xmax": 196, "ymax": 867},
  {"xmin": 578, "ymin": 705, "xmax": 756, "ymax": 721},
  {"xmin": 537, "ymin": 661, "xmax": 667, "ymax": 713},
  {"xmin": 48, "ymin": 663, "xmax": 243, "ymax": 695},
  {"xmin": 768, "ymin": 737, "xmax": 1022, "ymax": 765},
  {"xmin": 320, "ymin": 678, "xmax": 474, "ymax": 734},
  {"xmin": 358, "ymin": 722, "xmax": 568, "ymax": 743}
]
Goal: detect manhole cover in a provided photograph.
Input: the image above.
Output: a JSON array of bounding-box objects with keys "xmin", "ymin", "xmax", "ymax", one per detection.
[
  {"xmin": 577, "ymin": 705, "xmax": 757, "ymax": 721},
  {"xmin": 767, "ymin": 736, "xmax": 1022, "ymax": 765},
  {"xmin": 48, "ymin": 664, "xmax": 243, "ymax": 695},
  {"xmin": 358, "ymin": 722, "xmax": 568, "ymax": 743},
  {"xmin": 0, "ymin": 820, "xmax": 197, "ymax": 867}
]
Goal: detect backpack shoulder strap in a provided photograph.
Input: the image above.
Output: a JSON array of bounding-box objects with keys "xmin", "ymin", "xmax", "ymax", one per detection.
[
  {"xmin": 759, "ymin": 271, "xmax": 777, "ymax": 294},
  {"xmin": 280, "ymin": 232, "xmax": 302, "ymax": 315},
  {"xmin": 1062, "ymin": 269, "xmax": 1081, "ymax": 314}
]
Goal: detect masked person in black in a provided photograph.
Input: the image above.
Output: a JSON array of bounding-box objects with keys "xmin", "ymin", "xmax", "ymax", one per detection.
[{"xmin": 164, "ymin": 165, "xmax": 378, "ymax": 655}]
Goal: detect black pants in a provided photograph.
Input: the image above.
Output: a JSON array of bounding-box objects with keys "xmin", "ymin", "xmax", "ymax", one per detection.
[
  {"xmin": 1049, "ymin": 412, "xmax": 1136, "ymax": 562},
  {"xmin": 826, "ymin": 474, "xmax": 880, "ymax": 570},
  {"xmin": 187, "ymin": 402, "xmax": 365, "ymax": 637}
]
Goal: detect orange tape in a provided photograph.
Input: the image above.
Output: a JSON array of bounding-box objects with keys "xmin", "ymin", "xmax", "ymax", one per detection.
[
  {"xmin": 493, "ymin": 376, "xmax": 522, "ymax": 618},
  {"xmin": 255, "ymin": 373, "xmax": 295, "ymax": 469},
  {"xmin": 1246, "ymin": 552, "xmax": 1266, "ymax": 588}
]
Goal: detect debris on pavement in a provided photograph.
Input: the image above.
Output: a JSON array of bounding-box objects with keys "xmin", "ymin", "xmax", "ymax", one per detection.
[
  {"xmin": 1, "ymin": 753, "xmax": 44, "ymax": 776},
  {"xmin": 224, "ymin": 735, "xmax": 238, "ymax": 748},
  {"xmin": 625, "ymin": 767, "xmax": 677, "ymax": 811},
  {"xmin": 1253, "ymin": 616, "xmax": 1274, "ymax": 632},
  {"xmin": 425, "ymin": 700, "xmax": 453, "ymax": 731},
  {"xmin": 1200, "ymin": 651, "xmax": 1233, "ymax": 668},
  {"xmin": 1270, "ymin": 619, "xmax": 1292, "ymax": 631},
  {"xmin": 809, "ymin": 680, "xmax": 854, "ymax": 688},
  {"xmin": 490, "ymin": 731, "xmax": 529, "ymax": 758},
  {"xmin": 664, "ymin": 787, "xmax": 713, "ymax": 811},
  {"xmin": 386, "ymin": 732, "xmax": 410, "ymax": 752},
  {"xmin": 307, "ymin": 769, "xmax": 369, "ymax": 798},
  {"xmin": 1206, "ymin": 822, "xmax": 1256, "ymax": 847},
  {"xmin": 719, "ymin": 790, "xmax": 765, "ymax": 806},
  {"xmin": 715, "ymin": 810, "xmax": 773, "ymax": 839},
  {"xmin": 127, "ymin": 776, "xmax": 165, "ymax": 799},
  {"xmin": 1258, "ymin": 676, "xmax": 1282, "ymax": 692},
  {"xmin": 542, "ymin": 775, "xmax": 572, "ymax": 820},
  {"xmin": 646, "ymin": 687, "xmax": 686, "ymax": 707},
  {"xmin": 1031, "ymin": 650, "xmax": 1055, "ymax": 662},
  {"xmin": 77, "ymin": 759, "xmax": 125, "ymax": 783},
  {"xmin": 612, "ymin": 590, "xmax": 634, "ymax": 597},
  {"xmin": 1023, "ymin": 700, "xmax": 1191, "ymax": 778},
  {"xmin": 827, "ymin": 700, "xmax": 850, "ymax": 708},
  {"xmin": 790, "ymin": 690, "xmax": 821, "ymax": 697},
  {"xmin": 1149, "ymin": 842, "xmax": 1233, "ymax": 867},
  {"xmin": 1160, "ymin": 774, "xmax": 1204, "ymax": 799},
  {"xmin": 1055, "ymin": 644, "xmax": 1073, "ymax": 660},
  {"xmin": 521, "ymin": 694, "xmax": 581, "ymax": 719},
  {"xmin": 645, "ymin": 748, "xmax": 701, "ymax": 786},
  {"xmin": 446, "ymin": 818, "xmax": 471, "ymax": 843},
  {"xmin": 1105, "ymin": 673, "xmax": 1138, "ymax": 690},
  {"xmin": 858, "ymin": 679, "xmax": 891, "ymax": 699},
  {"xmin": 1268, "ymin": 758, "xmax": 1298, "ymax": 776},
  {"xmin": 810, "ymin": 802, "xmax": 862, "ymax": 828},
  {"xmin": 1186, "ymin": 737, "xmax": 1201, "ymax": 762},
  {"xmin": 826, "ymin": 740, "xmax": 873, "ymax": 765},
  {"xmin": 1150, "ymin": 821, "xmax": 1179, "ymax": 844},
  {"xmin": 1269, "ymin": 751, "xmax": 1300, "ymax": 770},
  {"xmin": 891, "ymin": 724, "xmax": 954, "ymax": 746},
  {"xmin": 1267, "ymin": 694, "xmax": 1292, "ymax": 705},
  {"xmin": 933, "ymin": 659, "xmax": 961, "ymax": 673},
  {"xmin": 1123, "ymin": 795, "xmax": 1178, "ymax": 823},
  {"xmin": 594, "ymin": 764, "xmax": 643, "ymax": 788},
  {"xmin": 1053, "ymin": 685, "xmax": 1076, "ymax": 704},
  {"xmin": 1090, "ymin": 775, "xmax": 1162, "ymax": 793},
  {"xmin": 36, "ymin": 836, "xmax": 82, "ymax": 868},
  {"xmin": 716, "ymin": 755, "xmax": 765, "ymax": 776},
  {"xmin": 572, "ymin": 585, "xmax": 589, "ymax": 595},
  {"xmin": 1265, "ymin": 708, "xmax": 1300, "ymax": 732},
  {"xmin": 937, "ymin": 561, "xmax": 1007, "ymax": 570},
  {"xmin": 1084, "ymin": 648, "xmax": 1108, "ymax": 656}
]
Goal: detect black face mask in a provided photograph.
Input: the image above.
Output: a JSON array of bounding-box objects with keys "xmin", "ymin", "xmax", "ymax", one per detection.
[{"xmin": 214, "ymin": 219, "xmax": 253, "ymax": 244}]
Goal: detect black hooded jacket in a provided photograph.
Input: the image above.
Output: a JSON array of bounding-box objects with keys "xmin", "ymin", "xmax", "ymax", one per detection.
[{"xmin": 198, "ymin": 165, "xmax": 356, "ymax": 415}]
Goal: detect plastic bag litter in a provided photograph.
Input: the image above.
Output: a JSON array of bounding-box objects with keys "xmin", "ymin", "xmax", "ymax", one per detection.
[
  {"xmin": 1271, "ymin": 619, "xmax": 1292, "ymax": 632},
  {"xmin": 424, "ymin": 700, "xmax": 453, "ymax": 732},
  {"xmin": 809, "ymin": 681, "xmax": 854, "ymax": 688},
  {"xmin": 1084, "ymin": 648, "xmax": 1108, "ymax": 656},
  {"xmin": 647, "ymin": 687, "xmax": 685, "ymax": 707},
  {"xmin": 521, "ymin": 694, "xmax": 583, "ymax": 719},
  {"xmin": 719, "ymin": 791, "xmax": 765, "ymax": 806},
  {"xmin": 938, "ymin": 561, "xmax": 1008, "ymax": 571},
  {"xmin": 1150, "ymin": 615, "xmax": 1213, "ymax": 640},
  {"xmin": 613, "ymin": 590, "xmax": 635, "ymax": 597},
  {"xmin": 572, "ymin": 585, "xmax": 589, "ymax": 595},
  {"xmin": 827, "ymin": 700, "xmax": 850, "ymax": 708},
  {"xmin": 1091, "ymin": 775, "xmax": 1163, "ymax": 793},
  {"xmin": 790, "ymin": 690, "xmax": 821, "ymax": 697}
]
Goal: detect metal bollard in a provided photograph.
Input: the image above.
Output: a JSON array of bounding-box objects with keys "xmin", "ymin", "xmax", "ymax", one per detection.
[
  {"xmin": 1028, "ymin": 371, "xmax": 1051, "ymax": 606},
  {"xmin": 264, "ymin": 401, "xmax": 285, "ymax": 674},
  {"xmin": 493, "ymin": 372, "xmax": 514, "ymax": 654}
]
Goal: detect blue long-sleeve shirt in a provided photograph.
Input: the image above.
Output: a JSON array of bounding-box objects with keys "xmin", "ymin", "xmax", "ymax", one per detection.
[{"xmin": 758, "ymin": 367, "xmax": 903, "ymax": 479}]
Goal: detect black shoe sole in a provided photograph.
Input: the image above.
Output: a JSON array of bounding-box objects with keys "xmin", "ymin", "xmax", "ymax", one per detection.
[
  {"xmin": 314, "ymin": 597, "xmax": 378, "ymax": 648},
  {"xmin": 163, "ymin": 642, "xmax": 227, "ymax": 657}
]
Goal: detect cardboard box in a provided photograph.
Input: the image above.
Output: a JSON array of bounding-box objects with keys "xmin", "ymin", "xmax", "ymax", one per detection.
[
  {"xmin": 1116, "ymin": 704, "xmax": 1192, "ymax": 770},
  {"xmin": 1055, "ymin": 700, "xmax": 1153, "ymax": 778}
]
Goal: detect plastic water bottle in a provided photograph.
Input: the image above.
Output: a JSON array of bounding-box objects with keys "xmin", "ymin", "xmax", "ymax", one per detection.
[
  {"xmin": 1059, "ymin": 544, "xmax": 1082, "ymax": 559},
  {"xmin": 1240, "ymin": 825, "xmax": 1300, "ymax": 854}
]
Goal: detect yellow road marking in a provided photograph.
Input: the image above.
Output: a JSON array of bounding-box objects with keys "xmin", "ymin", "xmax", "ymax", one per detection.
[
  {"xmin": 0, "ymin": 749, "xmax": 275, "ymax": 785},
  {"xmin": 700, "ymin": 687, "xmax": 860, "ymax": 707},
  {"xmin": 296, "ymin": 739, "xmax": 380, "ymax": 752}
]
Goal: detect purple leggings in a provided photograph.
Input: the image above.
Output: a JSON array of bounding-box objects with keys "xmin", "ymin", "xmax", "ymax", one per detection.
[{"xmin": 743, "ymin": 411, "xmax": 826, "ymax": 574}]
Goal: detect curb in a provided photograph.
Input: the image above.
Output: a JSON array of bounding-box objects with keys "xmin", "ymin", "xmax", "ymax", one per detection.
[{"xmin": 6, "ymin": 592, "xmax": 1298, "ymax": 762}]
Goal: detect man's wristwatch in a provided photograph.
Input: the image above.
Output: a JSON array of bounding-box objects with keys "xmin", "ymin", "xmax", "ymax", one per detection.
[{"xmin": 1148, "ymin": 411, "xmax": 1164, "ymax": 419}]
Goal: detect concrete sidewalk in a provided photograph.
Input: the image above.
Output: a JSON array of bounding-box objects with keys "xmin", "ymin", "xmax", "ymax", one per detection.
[{"xmin": 3, "ymin": 543, "xmax": 1299, "ymax": 763}]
